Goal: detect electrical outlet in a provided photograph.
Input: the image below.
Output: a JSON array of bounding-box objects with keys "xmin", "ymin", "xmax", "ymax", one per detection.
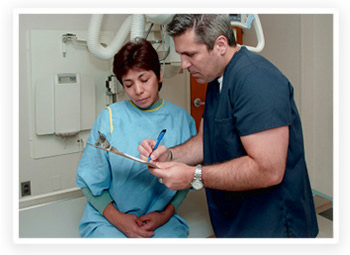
[{"xmin": 21, "ymin": 181, "xmax": 31, "ymax": 197}]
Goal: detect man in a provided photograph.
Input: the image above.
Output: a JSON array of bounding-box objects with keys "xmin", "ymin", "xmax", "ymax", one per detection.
[{"xmin": 138, "ymin": 14, "xmax": 319, "ymax": 238}]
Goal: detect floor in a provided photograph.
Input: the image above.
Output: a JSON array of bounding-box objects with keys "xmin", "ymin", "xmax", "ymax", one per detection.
[
  {"xmin": 18, "ymin": 193, "xmax": 333, "ymax": 238},
  {"xmin": 314, "ymin": 195, "xmax": 333, "ymax": 238}
]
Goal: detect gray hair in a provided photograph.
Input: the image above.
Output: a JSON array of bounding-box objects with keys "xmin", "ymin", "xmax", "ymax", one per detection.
[{"xmin": 166, "ymin": 14, "xmax": 236, "ymax": 50}]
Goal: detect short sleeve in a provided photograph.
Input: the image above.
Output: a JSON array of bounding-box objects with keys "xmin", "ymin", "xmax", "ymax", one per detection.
[{"xmin": 233, "ymin": 68, "xmax": 292, "ymax": 136}]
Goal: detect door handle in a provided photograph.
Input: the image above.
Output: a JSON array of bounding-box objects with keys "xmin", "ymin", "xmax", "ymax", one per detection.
[{"xmin": 193, "ymin": 97, "xmax": 205, "ymax": 108}]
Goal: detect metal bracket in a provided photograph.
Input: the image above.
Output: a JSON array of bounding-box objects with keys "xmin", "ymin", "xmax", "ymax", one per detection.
[{"xmin": 61, "ymin": 33, "xmax": 107, "ymax": 57}]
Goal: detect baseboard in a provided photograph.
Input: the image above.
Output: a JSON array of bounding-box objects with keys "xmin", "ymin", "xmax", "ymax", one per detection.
[{"xmin": 313, "ymin": 194, "xmax": 333, "ymax": 214}]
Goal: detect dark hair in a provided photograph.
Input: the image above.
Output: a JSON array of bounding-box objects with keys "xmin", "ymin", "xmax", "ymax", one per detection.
[
  {"xmin": 113, "ymin": 38, "xmax": 162, "ymax": 91},
  {"xmin": 166, "ymin": 14, "xmax": 236, "ymax": 50}
]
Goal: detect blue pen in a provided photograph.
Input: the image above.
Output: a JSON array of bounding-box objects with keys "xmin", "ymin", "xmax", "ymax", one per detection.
[{"xmin": 148, "ymin": 129, "xmax": 166, "ymax": 162}]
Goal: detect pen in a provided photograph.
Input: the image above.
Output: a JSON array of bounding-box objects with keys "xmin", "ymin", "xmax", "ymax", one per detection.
[{"xmin": 148, "ymin": 129, "xmax": 166, "ymax": 162}]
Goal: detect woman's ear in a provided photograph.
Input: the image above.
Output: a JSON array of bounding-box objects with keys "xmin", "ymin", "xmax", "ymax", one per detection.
[{"xmin": 159, "ymin": 69, "xmax": 163, "ymax": 83}]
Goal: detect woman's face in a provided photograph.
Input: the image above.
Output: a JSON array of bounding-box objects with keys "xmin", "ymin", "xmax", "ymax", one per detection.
[{"xmin": 122, "ymin": 68, "xmax": 162, "ymax": 108}]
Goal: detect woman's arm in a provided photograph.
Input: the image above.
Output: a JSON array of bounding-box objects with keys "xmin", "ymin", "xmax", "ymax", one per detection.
[
  {"xmin": 81, "ymin": 186, "xmax": 154, "ymax": 238},
  {"xmin": 103, "ymin": 203, "xmax": 154, "ymax": 238},
  {"xmin": 81, "ymin": 187, "xmax": 113, "ymax": 214},
  {"xmin": 137, "ymin": 189, "xmax": 189, "ymax": 231}
]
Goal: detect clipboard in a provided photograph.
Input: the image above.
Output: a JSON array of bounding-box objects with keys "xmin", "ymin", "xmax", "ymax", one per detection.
[{"xmin": 87, "ymin": 131, "xmax": 158, "ymax": 169}]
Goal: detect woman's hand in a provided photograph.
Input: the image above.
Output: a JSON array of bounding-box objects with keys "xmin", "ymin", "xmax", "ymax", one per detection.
[
  {"xmin": 138, "ymin": 204, "xmax": 175, "ymax": 231},
  {"xmin": 103, "ymin": 203, "xmax": 154, "ymax": 238}
]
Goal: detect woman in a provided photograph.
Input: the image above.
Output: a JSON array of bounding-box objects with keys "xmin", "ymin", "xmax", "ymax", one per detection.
[{"xmin": 76, "ymin": 39, "xmax": 196, "ymax": 238}]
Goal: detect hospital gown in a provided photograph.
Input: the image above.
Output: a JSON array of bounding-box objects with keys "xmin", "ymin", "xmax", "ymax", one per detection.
[{"xmin": 76, "ymin": 99, "xmax": 196, "ymax": 238}]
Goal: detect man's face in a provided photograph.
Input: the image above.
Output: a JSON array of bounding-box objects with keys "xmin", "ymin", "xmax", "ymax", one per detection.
[{"xmin": 173, "ymin": 29, "xmax": 222, "ymax": 84}]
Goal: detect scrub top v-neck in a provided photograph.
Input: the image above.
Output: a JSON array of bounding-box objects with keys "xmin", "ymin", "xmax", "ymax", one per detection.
[{"xmin": 202, "ymin": 46, "xmax": 318, "ymax": 237}]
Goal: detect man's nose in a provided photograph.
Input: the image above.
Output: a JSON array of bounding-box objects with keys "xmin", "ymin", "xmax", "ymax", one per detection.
[{"xmin": 181, "ymin": 55, "xmax": 191, "ymax": 70}]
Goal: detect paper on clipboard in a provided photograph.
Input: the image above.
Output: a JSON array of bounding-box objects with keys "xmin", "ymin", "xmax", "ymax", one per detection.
[{"xmin": 87, "ymin": 131, "xmax": 158, "ymax": 169}]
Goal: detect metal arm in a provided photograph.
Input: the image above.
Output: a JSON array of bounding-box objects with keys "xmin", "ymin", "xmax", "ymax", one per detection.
[{"xmin": 230, "ymin": 14, "xmax": 265, "ymax": 53}]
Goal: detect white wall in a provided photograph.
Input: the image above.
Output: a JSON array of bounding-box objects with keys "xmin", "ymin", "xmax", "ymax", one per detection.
[
  {"xmin": 244, "ymin": 14, "xmax": 333, "ymax": 197},
  {"xmin": 300, "ymin": 14, "xmax": 333, "ymax": 197}
]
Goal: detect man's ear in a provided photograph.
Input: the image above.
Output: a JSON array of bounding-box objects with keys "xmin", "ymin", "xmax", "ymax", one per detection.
[{"xmin": 215, "ymin": 35, "xmax": 229, "ymax": 55}]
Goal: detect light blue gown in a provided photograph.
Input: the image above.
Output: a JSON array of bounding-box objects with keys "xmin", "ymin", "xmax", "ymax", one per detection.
[{"xmin": 76, "ymin": 99, "xmax": 196, "ymax": 238}]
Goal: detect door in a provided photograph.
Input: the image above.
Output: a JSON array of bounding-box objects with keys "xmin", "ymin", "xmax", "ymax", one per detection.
[{"xmin": 190, "ymin": 27, "xmax": 242, "ymax": 131}]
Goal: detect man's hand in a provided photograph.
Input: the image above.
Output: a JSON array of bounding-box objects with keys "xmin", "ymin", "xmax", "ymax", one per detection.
[
  {"xmin": 149, "ymin": 161, "xmax": 195, "ymax": 190},
  {"xmin": 138, "ymin": 139, "xmax": 171, "ymax": 162}
]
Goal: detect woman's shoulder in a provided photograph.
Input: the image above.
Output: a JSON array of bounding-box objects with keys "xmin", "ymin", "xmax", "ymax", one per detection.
[
  {"xmin": 163, "ymin": 100, "xmax": 188, "ymax": 114},
  {"xmin": 107, "ymin": 100, "xmax": 129, "ymax": 110},
  {"xmin": 163, "ymin": 100, "xmax": 194, "ymax": 122},
  {"xmin": 95, "ymin": 101, "xmax": 130, "ymax": 120}
]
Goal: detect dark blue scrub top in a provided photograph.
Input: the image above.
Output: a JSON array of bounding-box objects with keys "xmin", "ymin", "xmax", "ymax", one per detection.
[{"xmin": 203, "ymin": 47, "xmax": 319, "ymax": 238}]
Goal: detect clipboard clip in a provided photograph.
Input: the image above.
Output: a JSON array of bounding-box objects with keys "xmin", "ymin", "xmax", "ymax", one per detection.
[
  {"xmin": 94, "ymin": 131, "xmax": 113, "ymax": 151},
  {"xmin": 87, "ymin": 131, "xmax": 158, "ymax": 168},
  {"xmin": 87, "ymin": 131, "xmax": 120, "ymax": 155}
]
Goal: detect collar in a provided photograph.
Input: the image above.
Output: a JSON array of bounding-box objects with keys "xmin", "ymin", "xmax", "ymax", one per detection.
[
  {"xmin": 219, "ymin": 45, "xmax": 243, "ymax": 92},
  {"xmin": 129, "ymin": 98, "xmax": 164, "ymax": 112},
  {"xmin": 218, "ymin": 76, "xmax": 223, "ymax": 92}
]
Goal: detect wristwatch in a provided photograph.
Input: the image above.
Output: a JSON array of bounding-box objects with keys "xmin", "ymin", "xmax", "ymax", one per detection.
[{"xmin": 191, "ymin": 164, "xmax": 203, "ymax": 190}]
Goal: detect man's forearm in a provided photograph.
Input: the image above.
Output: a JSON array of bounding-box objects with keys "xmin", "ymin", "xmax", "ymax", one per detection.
[
  {"xmin": 202, "ymin": 155, "xmax": 285, "ymax": 191},
  {"xmin": 171, "ymin": 120, "xmax": 204, "ymax": 166},
  {"xmin": 171, "ymin": 132, "xmax": 203, "ymax": 166}
]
